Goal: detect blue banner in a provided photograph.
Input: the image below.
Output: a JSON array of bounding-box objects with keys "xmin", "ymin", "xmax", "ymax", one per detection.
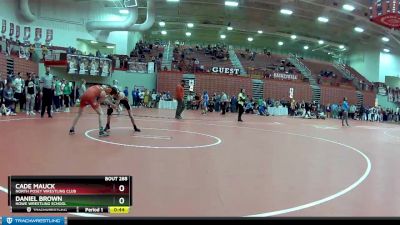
[{"xmin": 2, "ymin": 217, "xmax": 65, "ymax": 225}]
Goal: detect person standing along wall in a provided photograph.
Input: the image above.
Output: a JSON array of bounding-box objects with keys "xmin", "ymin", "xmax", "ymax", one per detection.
[
  {"xmin": 13, "ymin": 73, "xmax": 24, "ymax": 112},
  {"xmin": 238, "ymin": 89, "xmax": 246, "ymax": 122},
  {"xmin": 53, "ymin": 77, "xmax": 62, "ymax": 112},
  {"xmin": 63, "ymin": 80, "xmax": 72, "ymax": 112},
  {"xmin": 201, "ymin": 91, "xmax": 209, "ymax": 115},
  {"xmin": 221, "ymin": 92, "xmax": 227, "ymax": 115},
  {"xmin": 342, "ymin": 97, "xmax": 350, "ymax": 127},
  {"xmin": 40, "ymin": 67, "xmax": 54, "ymax": 118},
  {"xmin": 0, "ymin": 76, "xmax": 4, "ymax": 106},
  {"xmin": 175, "ymin": 80, "xmax": 185, "ymax": 119},
  {"xmin": 25, "ymin": 74, "xmax": 36, "ymax": 116}
]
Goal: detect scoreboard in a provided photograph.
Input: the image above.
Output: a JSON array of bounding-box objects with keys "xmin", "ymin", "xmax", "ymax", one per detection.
[{"xmin": 8, "ymin": 176, "xmax": 132, "ymax": 214}]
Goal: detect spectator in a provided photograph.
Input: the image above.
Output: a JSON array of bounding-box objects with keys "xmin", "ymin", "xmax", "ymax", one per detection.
[
  {"xmin": 63, "ymin": 80, "xmax": 72, "ymax": 112},
  {"xmin": 13, "ymin": 73, "xmax": 24, "ymax": 112},
  {"xmin": 25, "ymin": 74, "xmax": 37, "ymax": 116},
  {"xmin": 342, "ymin": 97, "xmax": 350, "ymax": 126},
  {"xmin": 131, "ymin": 88, "xmax": 136, "ymax": 107},
  {"xmin": 135, "ymin": 89, "xmax": 140, "ymax": 107},
  {"xmin": 326, "ymin": 103, "xmax": 331, "ymax": 118},
  {"xmin": 230, "ymin": 95, "xmax": 237, "ymax": 113},
  {"xmin": 3, "ymin": 80, "xmax": 17, "ymax": 115},
  {"xmin": 144, "ymin": 89, "xmax": 150, "ymax": 108},
  {"xmin": 123, "ymin": 87, "xmax": 129, "ymax": 99},
  {"xmin": 245, "ymin": 100, "xmax": 254, "ymax": 114},
  {"xmin": 151, "ymin": 90, "xmax": 157, "ymax": 108},
  {"xmin": 220, "ymin": 92, "xmax": 228, "ymax": 115},
  {"xmin": 53, "ymin": 77, "xmax": 62, "ymax": 112},
  {"xmin": 29, "ymin": 45, "xmax": 35, "ymax": 59},
  {"xmin": 41, "ymin": 45, "xmax": 48, "ymax": 61},
  {"xmin": 349, "ymin": 104, "xmax": 357, "ymax": 120},
  {"xmin": 186, "ymin": 91, "xmax": 194, "ymax": 109},
  {"xmin": 202, "ymin": 91, "xmax": 209, "ymax": 115},
  {"xmin": 0, "ymin": 76, "xmax": 4, "ymax": 106}
]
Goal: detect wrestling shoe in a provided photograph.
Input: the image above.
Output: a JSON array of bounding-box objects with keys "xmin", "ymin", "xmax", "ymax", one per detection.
[
  {"xmin": 134, "ymin": 125, "xmax": 141, "ymax": 132},
  {"xmin": 104, "ymin": 124, "xmax": 110, "ymax": 132}
]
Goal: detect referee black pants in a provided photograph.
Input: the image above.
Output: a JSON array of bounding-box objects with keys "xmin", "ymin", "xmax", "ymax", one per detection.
[
  {"xmin": 238, "ymin": 104, "xmax": 244, "ymax": 121},
  {"xmin": 41, "ymin": 88, "xmax": 53, "ymax": 117}
]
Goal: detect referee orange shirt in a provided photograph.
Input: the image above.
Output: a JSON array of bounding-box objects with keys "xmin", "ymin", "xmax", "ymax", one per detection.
[{"xmin": 176, "ymin": 84, "xmax": 184, "ymax": 101}]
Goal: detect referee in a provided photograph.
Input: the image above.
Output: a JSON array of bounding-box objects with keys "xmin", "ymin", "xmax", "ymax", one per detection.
[
  {"xmin": 40, "ymin": 67, "xmax": 54, "ymax": 118},
  {"xmin": 238, "ymin": 88, "xmax": 246, "ymax": 122}
]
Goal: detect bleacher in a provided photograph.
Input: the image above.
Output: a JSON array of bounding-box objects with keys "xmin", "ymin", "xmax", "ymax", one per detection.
[
  {"xmin": 344, "ymin": 64, "xmax": 373, "ymax": 86},
  {"xmin": 235, "ymin": 50, "xmax": 303, "ymax": 81},
  {"xmin": 300, "ymin": 59, "xmax": 354, "ymax": 88},
  {"xmin": 171, "ymin": 45, "xmax": 233, "ymax": 73}
]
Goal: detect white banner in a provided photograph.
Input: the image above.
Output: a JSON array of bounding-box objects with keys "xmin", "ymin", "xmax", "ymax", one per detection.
[
  {"xmin": 147, "ymin": 62, "xmax": 154, "ymax": 73},
  {"xmin": 289, "ymin": 88, "xmax": 294, "ymax": 99},
  {"xmin": 273, "ymin": 73, "xmax": 298, "ymax": 80},
  {"xmin": 211, "ymin": 67, "xmax": 240, "ymax": 75}
]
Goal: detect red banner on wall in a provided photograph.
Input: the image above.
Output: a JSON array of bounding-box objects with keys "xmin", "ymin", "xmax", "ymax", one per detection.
[
  {"xmin": 35, "ymin": 28, "xmax": 42, "ymax": 41},
  {"xmin": 16, "ymin": 25, "xmax": 20, "ymax": 39},
  {"xmin": 24, "ymin": 27, "xmax": 30, "ymax": 41},
  {"xmin": 9, "ymin": 22, "xmax": 14, "ymax": 37},
  {"xmin": 1, "ymin": 20, "xmax": 6, "ymax": 34},
  {"xmin": 45, "ymin": 29, "xmax": 53, "ymax": 42}
]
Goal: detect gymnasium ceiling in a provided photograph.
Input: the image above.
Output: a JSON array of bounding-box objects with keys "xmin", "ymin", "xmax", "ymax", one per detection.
[{"xmin": 76, "ymin": 0, "xmax": 399, "ymax": 58}]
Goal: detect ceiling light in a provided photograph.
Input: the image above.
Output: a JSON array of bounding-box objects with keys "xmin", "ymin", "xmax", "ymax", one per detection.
[
  {"xmin": 290, "ymin": 35, "xmax": 297, "ymax": 40},
  {"xmin": 106, "ymin": 46, "xmax": 114, "ymax": 49},
  {"xmin": 159, "ymin": 21, "xmax": 166, "ymax": 27},
  {"xmin": 187, "ymin": 23, "xmax": 194, "ymax": 28},
  {"xmin": 166, "ymin": 0, "xmax": 179, "ymax": 2},
  {"xmin": 328, "ymin": 52, "xmax": 331, "ymax": 55},
  {"xmin": 304, "ymin": 45, "xmax": 309, "ymax": 50},
  {"xmin": 343, "ymin": 4, "xmax": 355, "ymax": 11},
  {"xmin": 382, "ymin": 37, "xmax": 390, "ymax": 42},
  {"xmin": 280, "ymin": 9, "xmax": 293, "ymax": 15},
  {"xmin": 257, "ymin": 30, "xmax": 263, "ymax": 34},
  {"xmin": 318, "ymin": 17, "xmax": 329, "ymax": 23},
  {"xmin": 278, "ymin": 41, "xmax": 284, "ymax": 46},
  {"xmin": 220, "ymin": 34, "xmax": 226, "ymax": 39},
  {"xmin": 161, "ymin": 30, "xmax": 167, "ymax": 35},
  {"xmin": 248, "ymin": 37, "xmax": 253, "ymax": 42},
  {"xmin": 318, "ymin": 40, "xmax": 324, "ymax": 45},
  {"xmin": 383, "ymin": 48, "xmax": 390, "ymax": 53},
  {"xmin": 227, "ymin": 26, "xmax": 233, "ymax": 31},
  {"xmin": 225, "ymin": 1, "xmax": 238, "ymax": 7},
  {"xmin": 185, "ymin": 32, "xmax": 191, "ymax": 37},
  {"xmin": 90, "ymin": 41, "xmax": 98, "ymax": 44},
  {"xmin": 354, "ymin": 27, "xmax": 364, "ymax": 33},
  {"xmin": 339, "ymin": 45, "xmax": 345, "ymax": 49},
  {"xmin": 119, "ymin": 9, "xmax": 129, "ymax": 14}
]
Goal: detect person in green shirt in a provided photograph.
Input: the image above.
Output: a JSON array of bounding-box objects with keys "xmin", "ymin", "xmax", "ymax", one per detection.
[
  {"xmin": 257, "ymin": 98, "xmax": 263, "ymax": 111},
  {"xmin": 54, "ymin": 78, "xmax": 62, "ymax": 112},
  {"xmin": 63, "ymin": 80, "xmax": 72, "ymax": 112}
]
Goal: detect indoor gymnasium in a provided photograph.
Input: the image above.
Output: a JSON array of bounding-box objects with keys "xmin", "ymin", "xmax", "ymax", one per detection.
[{"xmin": 1, "ymin": 0, "xmax": 400, "ymax": 222}]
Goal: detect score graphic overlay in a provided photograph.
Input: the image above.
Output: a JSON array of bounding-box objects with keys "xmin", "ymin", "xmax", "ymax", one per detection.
[{"xmin": 8, "ymin": 176, "xmax": 132, "ymax": 214}]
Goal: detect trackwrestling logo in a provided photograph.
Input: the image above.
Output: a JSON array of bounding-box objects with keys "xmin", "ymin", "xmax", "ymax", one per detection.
[{"xmin": 2, "ymin": 217, "xmax": 64, "ymax": 225}]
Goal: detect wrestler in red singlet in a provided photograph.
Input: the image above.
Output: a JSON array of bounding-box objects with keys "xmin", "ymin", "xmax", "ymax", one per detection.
[
  {"xmin": 79, "ymin": 85, "xmax": 104, "ymax": 109},
  {"xmin": 69, "ymin": 85, "xmax": 118, "ymax": 137}
]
